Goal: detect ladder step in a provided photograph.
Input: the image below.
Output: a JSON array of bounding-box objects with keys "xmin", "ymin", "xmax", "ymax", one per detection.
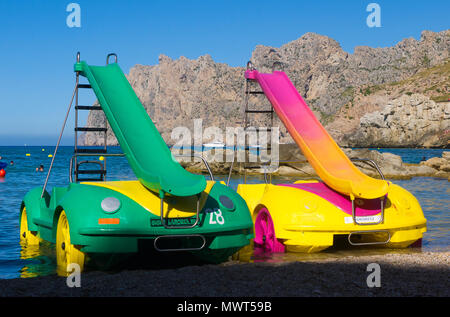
[
  {"xmin": 76, "ymin": 105, "xmax": 102, "ymax": 110},
  {"xmin": 238, "ymin": 146, "xmax": 270, "ymax": 150},
  {"xmin": 245, "ymin": 127, "xmax": 273, "ymax": 132},
  {"xmin": 78, "ymin": 84, "xmax": 92, "ymax": 89},
  {"xmin": 245, "ymin": 91, "xmax": 265, "ymax": 94},
  {"xmin": 76, "ymin": 177, "xmax": 104, "ymax": 182},
  {"xmin": 75, "ymin": 127, "xmax": 107, "ymax": 132},
  {"xmin": 243, "ymin": 165, "xmax": 264, "ymax": 169},
  {"xmin": 75, "ymin": 170, "xmax": 107, "ymax": 175},
  {"xmin": 74, "ymin": 148, "xmax": 107, "ymax": 154},
  {"xmin": 245, "ymin": 110, "xmax": 273, "ymax": 113}
]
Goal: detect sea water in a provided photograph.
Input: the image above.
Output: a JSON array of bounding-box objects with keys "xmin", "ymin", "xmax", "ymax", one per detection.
[
  {"xmin": 0, "ymin": 146, "xmax": 448, "ymax": 279},
  {"xmin": 358, "ymin": 147, "xmax": 447, "ymax": 164}
]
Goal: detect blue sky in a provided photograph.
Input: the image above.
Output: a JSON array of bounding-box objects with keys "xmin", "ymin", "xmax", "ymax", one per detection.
[{"xmin": 0, "ymin": 0, "xmax": 448, "ymax": 145}]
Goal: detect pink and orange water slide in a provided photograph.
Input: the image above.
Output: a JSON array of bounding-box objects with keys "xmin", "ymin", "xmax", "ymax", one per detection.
[{"xmin": 245, "ymin": 69, "xmax": 389, "ymax": 200}]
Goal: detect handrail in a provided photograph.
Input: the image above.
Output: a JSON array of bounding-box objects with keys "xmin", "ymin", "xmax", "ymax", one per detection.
[
  {"xmin": 106, "ymin": 53, "xmax": 118, "ymax": 65},
  {"xmin": 159, "ymin": 191, "xmax": 201, "ymax": 230},
  {"xmin": 173, "ymin": 154, "xmax": 214, "ymax": 181},
  {"xmin": 69, "ymin": 153, "xmax": 125, "ymax": 182},
  {"xmin": 350, "ymin": 157, "xmax": 385, "ymax": 180},
  {"xmin": 226, "ymin": 153, "xmax": 235, "ymax": 186}
]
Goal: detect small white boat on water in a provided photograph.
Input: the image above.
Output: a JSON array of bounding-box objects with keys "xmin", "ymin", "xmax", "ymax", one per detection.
[{"xmin": 202, "ymin": 141, "xmax": 226, "ymax": 148}]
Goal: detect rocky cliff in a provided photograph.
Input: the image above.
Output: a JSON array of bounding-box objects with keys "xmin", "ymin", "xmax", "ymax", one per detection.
[
  {"xmin": 346, "ymin": 94, "xmax": 449, "ymax": 147},
  {"xmin": 84, "ymin": 29, "xmax": 450, "ymax": 148}
]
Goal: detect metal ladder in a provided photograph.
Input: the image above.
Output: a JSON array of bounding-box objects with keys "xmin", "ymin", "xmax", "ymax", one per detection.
[
  {"xmin": 242, "ymin": 61, "xmax": 275, "ymax": 170},
  {"xmin": 243, "ymin": 61, "xmax": 274, "ymax": 138},
  {"xmin": 71, "ymin": 53, "xmax": 114, "ymax": 182}
]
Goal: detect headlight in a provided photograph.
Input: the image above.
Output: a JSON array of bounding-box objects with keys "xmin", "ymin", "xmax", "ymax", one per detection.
[
  {"xmin": 101, "ymin": 197, "xmax": 121, "ymax": 213},
  {"xmin": 219, "ymin": 195, "xmax": 235, "ymax": 211}
]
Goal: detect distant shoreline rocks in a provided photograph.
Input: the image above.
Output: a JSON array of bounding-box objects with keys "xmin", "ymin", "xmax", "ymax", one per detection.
[
  {"xmin": 345, "ymin": 94, "xmax": 449, "ymax": 148},
  {"xmin": 420, "ymin": 151, "xmax": 450, "ymax": 179},
  {"xmin": 180, "ymin": 143, "xmax": 449, "ymax": 180}
]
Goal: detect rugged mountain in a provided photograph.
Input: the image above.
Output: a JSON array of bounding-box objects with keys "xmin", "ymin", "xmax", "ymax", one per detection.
[
  {"xmin": 328, "ymin": 59, "xmax": 449, "ymax": 147},
  {"xmin": 84, "ymin": 29, "xmax": 449, "ymax": 148}
]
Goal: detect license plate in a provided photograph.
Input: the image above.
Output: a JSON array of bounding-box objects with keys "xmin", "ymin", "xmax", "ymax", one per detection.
[
  {"xmin": 344, "ymin": 215, "xmax": 381, "ymax": 224},
  {"xmin": 151, "ymin": 217, "xmax": 197, "ymax": 227}
]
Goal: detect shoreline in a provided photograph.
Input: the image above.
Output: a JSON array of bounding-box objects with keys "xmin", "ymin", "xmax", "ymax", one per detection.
[
  {"xmin": 180, "ymin": 145, "xmax": 450, "ymax": 180},
  {"xmin": 0, "ymin": 251, "xmax": 448, "ymax": 297}
]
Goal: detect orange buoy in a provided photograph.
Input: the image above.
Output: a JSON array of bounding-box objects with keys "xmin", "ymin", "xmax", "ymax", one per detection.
[{"xmin": 0, "ymin": 169, "xmax": 5, "ymax": 177}]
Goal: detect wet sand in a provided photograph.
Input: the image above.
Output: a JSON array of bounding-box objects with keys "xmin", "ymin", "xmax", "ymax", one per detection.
[{"xmin": 0, "ymin": 251, "xmax": 448, "ymax": 297}]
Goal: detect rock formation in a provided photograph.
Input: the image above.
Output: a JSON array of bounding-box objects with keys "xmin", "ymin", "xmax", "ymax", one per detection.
[
  {"xmin": 346, "ymin": 94, "xmax": 449, "ymax": 147},
  {"xmin": 421, "ymin": 151, "xmax": 450, "ymax": 178},
  {"xmin": 84, "ymin": 29, "xmax": 450, "ymax": 148}
]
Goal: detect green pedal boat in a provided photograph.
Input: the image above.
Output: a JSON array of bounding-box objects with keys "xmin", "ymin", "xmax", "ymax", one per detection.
[{"xmin": 20, "ymin": 53, "xmax": 253, "ymax": 274}]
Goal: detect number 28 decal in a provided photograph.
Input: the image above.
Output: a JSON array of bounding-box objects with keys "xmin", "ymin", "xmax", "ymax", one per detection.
[{"xmin": 207, "ymin": 208, "xmax": 225, "ymax": 225}]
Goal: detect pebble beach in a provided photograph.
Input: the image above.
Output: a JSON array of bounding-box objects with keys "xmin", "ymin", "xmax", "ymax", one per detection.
[{"xmin": 0, "ymin": 251, "xmax": 448, "ymax": 297}]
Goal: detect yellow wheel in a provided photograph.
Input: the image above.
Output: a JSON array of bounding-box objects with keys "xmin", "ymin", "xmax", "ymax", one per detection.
[
  {"xmin": 56, "ymin": 211, "xmax": 85, "ymax": 274},
  {"xmin": 20, "ymin": 208, "xmax": 40, "ymax": 245}
]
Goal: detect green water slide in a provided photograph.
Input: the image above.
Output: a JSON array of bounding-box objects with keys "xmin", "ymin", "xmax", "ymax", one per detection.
[{"xmin": 74, "ymin": 60, "xmax": 206, "ymax": 197}]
